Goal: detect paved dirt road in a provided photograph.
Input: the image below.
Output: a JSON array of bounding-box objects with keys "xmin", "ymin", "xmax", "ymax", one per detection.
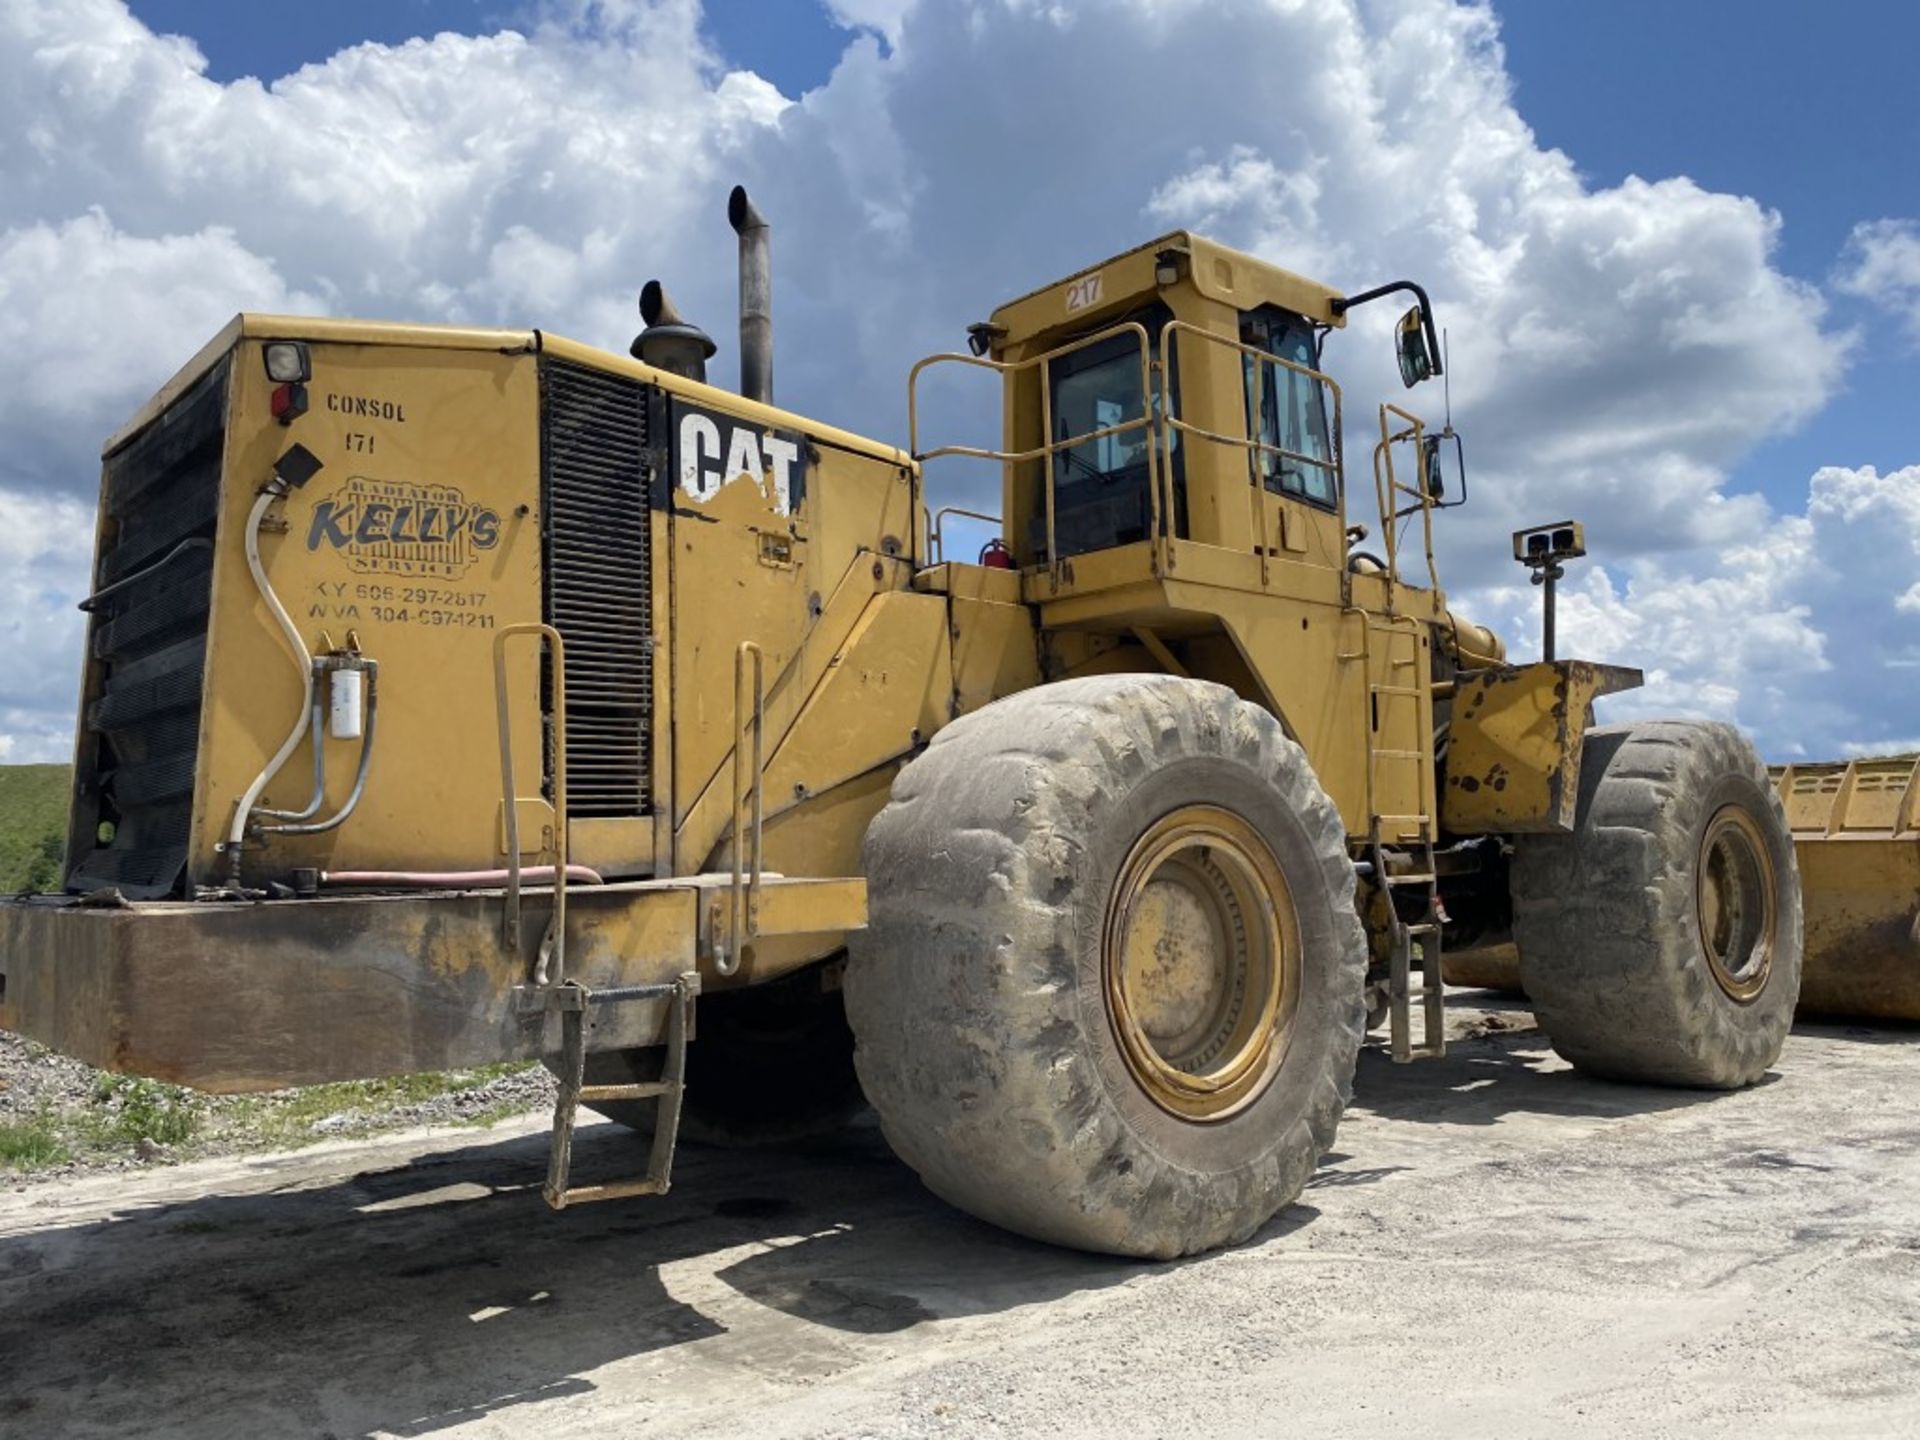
[{"xmin": 3, "ymin": 1001, "xmax": 1916, "ymax": 1439}]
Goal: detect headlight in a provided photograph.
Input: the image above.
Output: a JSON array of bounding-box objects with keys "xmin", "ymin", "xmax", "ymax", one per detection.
[{"xmin": 263, "ymin": 341, "xmax": 311, "ymax": 384}]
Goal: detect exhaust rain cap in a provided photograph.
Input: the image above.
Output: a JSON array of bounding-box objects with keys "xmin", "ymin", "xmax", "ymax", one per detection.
[{"xmin": 632, "ymin": 279, "xmax": 716, "ymax": 382}]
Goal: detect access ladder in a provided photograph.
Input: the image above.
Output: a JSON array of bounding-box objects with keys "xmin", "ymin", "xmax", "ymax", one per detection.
[
  {"xmin": 1361, "ymin": 610, "xmax": 1446, "ymax": 1062},
  {"xmin": 543, "ymin": 974, "xmax": 700, "ymax": 1209}
]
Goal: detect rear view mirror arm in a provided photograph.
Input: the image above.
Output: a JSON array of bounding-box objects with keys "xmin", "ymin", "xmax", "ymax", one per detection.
[{"xmin": 1330, "ymin": 281, "xmax": 1443, "ymax": 377}]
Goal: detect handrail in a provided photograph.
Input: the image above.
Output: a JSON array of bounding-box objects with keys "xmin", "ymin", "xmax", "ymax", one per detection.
[
  {"xmin": 723, "ymin": 640, "xmax": 766, "ymax": 978},
  {"xmin": 907, "ymin": 317, "xmax": 1365, "ymax": 587},
  {"xmin": 1156, "ymin": 319, "xmax": 1346, "ymax": 588},
  {"xmin": 928, "ymin": 505, "xmax": 1003, "ymax": 565},
  {"xmin": 907, "ymin": 321, "xmax": 1159, "ymax": 569},
  {"xmin": 494, "ymin": 623, "xmax": 568, "ymax": 984},
  {"xmin": 1371, "ymin": 402, "xmax": 1441, "ymax": 605}
]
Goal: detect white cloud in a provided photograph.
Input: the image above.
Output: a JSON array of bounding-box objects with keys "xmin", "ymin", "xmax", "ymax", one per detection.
[
  {"xmin": 0, "ymin": 490, "xmax": 94, "ymax": 761},
  {"xmin": 0, "ymin": 211, "xmax": 321, "ymax": 492},
  {"xmin": 1461, "ymin": 465, "xmax": 1920, "ymax": 758},
  {"xmin": 823, "ymin": 0, "xmax": 915, "ymax": 47},
  {"xmin": 1835, "ymin": 218, "xmax": 1920, "ymax": 342},
  {"xmin": 0, "ymin": 0, "xmax": 1904, "ymax": 765},
  {"xmin": 1841, "ymin": 738, "xmax": 1920, "ymax": 759}
]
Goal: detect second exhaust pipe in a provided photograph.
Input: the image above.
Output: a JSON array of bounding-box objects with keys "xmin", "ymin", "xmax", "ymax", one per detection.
[{"xmin": 729, "ymin": 185, "xmax": 772, "ymax": 406}]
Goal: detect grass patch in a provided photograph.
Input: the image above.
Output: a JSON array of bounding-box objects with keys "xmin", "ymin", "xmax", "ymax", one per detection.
[
  {"xmin": 0, "ymin": 764, "xmax": 70, "ymax": 893},
  {"xmin": 222, "ymin": 1063, "xmax": 537, "ymax": 1148},
  {"xmin": 0, "ymin": 1111, "xmax": 70, "ymax": 1171},
  {"xmin": 87, "ymin": 1076, "xmax": 204, "ymax": 1148}
]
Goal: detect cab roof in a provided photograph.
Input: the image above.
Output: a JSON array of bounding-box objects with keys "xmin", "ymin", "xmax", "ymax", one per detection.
[{"xmin": 988, "ymin": 230, "xmax": 1347, "ymax": 345}]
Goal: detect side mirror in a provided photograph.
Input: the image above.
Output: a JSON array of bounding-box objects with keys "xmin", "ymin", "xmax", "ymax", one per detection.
[
  {"xmin": 1396, "ymin": 305, "xmax": 1434, "ymax": 388},
  {"xmin": 1419, "ymin": 428, "xmax": 1466, "ymax": 507}
]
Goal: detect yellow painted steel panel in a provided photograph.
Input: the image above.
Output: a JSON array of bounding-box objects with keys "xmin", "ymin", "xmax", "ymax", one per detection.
[
  {"xmin": 1442, "ymin": 661, "xmax": 1641, "ymax": 835},
  {"xmin": 1768, "ymin": 757, "xmax": 1920, "ymax": 1021},
  {"xmin": 193, "ymin": 336, "xmax": 545, "ymax": 884}
]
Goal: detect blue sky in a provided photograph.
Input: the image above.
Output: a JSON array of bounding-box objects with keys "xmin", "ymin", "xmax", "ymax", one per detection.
[
  {"xmin": 130, "ymin": 0, "xmax": 1918, "ymax": 514},
  {"xmin": 4, "ymin": 0, "xmax": 1918, "ymax": 761},
  {"xmin": 1496, "ymin": 2, "xmax": 1920, "ymax": 505}
]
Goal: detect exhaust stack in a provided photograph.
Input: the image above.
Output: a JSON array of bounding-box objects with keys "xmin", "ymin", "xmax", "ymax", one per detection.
[
  {"xmin": 729, "ymin": 185, "xmax": 772, "ymax": 406},
  {"xmin": 632, "ymin": 279, "xmax": 716, "ymax": 382}
]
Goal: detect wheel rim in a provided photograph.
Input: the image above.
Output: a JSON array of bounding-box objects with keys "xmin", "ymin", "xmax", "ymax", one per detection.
[
  {"xmin": 1697, "ymin": 804, "xmax": 1776, "ymax": 1002},
  {"xmin": 1103, "ymin": 805, "xmax": 1298, "ymax": 1121}
]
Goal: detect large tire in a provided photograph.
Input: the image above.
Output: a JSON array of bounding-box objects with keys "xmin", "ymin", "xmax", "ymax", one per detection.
[
  {"xmin": 1511, "ymin": 721, "xmax": 1802, "ymax": 1088},
  {"xmin": 845, "ymin": 675, "xmax": 1366, "ymax": 1260},
  {"xmin": 576, "ymin": 966, "xmax": 864, "ymax": 1148}
]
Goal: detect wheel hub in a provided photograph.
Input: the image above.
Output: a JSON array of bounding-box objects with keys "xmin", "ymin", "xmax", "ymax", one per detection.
[
  {"xmin": 1104, "ymin": 805, "xmax": 1298, "ymax": 1121},
  {"xmin": 1697, "ymin": 804, "xmax": 1776, "ymax": 1002}
]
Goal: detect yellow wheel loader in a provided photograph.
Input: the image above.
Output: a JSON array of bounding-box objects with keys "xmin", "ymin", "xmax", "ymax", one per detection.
[{"xmin": 0, "ymin": 189, "xmax": 1811, "ymax": 1258}]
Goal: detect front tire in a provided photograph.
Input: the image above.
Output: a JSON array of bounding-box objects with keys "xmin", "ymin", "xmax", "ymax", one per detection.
[
  {"xmin": 1511, "ymin": 721, "xmax": 1802, "ymax": 1088},
  {"xmin": 845, "ymin": 675, "xmax": 1366, "ymax": 1259}
]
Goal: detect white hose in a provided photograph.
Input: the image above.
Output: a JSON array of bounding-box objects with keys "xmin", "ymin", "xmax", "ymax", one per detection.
[{"xmin": 227, "ymin": 485, "xmax": 315, "ymax": 861}]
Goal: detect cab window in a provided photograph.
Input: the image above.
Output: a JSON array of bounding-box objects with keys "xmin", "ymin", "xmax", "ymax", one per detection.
[
  {"xmin": 1038, "ymin": 307, "xmax": 1184, "ymax": 558},
  {"xmin": 1241, "ymin": 306, "xmax": 1335, "ymax": 508}
]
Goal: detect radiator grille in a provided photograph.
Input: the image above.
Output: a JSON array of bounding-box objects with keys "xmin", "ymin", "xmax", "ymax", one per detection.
[
  {"xmin": 539, "ymin": 359, "xmax": 654, "ymax": 818},
  {"xmin": 68, "ymin": 358, "xmax": 229, "ymax": 897}
]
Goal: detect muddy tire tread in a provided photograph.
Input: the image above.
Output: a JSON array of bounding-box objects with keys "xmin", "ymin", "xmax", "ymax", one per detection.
[
  {"xmin": 845, "ymin": 674, "xmax": 1365, "ymax": 1259},
  {"xmin": 1511, "ymin": 720, "xmax": 1802, "ymax": 1088}
]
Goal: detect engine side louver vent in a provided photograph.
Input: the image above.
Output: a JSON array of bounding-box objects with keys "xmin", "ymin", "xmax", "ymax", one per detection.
[
  {"xmin": 539, "ymin": 359, "xmax": 654, "ymax": 818},
  {"xmin": 68, "ymin": 357, "xmax": 230, "ymax": 898}
]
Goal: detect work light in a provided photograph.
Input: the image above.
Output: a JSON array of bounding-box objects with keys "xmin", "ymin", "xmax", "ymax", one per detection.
[{"xmin": 263, "ymin": 342, "xmax": 311, "ymax": 384}]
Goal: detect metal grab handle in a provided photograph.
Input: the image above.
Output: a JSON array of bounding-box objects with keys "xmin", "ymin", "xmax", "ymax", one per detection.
[
  {"xmin": 907, "ymin": 321, "xmax": 1159, "ymax": 572},
  {"xmin": 929, "ymin": 506, "xmax": 1003, "ymax": 565},
  {"xmin": 494, "ymin": 623, "xmax": 568, "ymax": 983},
  {"xmin": 1154, "ymin": 317, "xmax": 1347, "ymax": 589},
  {"xmin": 1373, "ymin": 403, "xmax": 1441, "ymax": 601},
  {"xmin": 723, "ymin": 640, "xmax": 766, "ymax": 977}
]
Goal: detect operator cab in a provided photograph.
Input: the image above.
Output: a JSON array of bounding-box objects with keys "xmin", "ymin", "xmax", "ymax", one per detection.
[{"xmin": 911, "ymin": 230, "xmax": 1452, "ymax": 584}]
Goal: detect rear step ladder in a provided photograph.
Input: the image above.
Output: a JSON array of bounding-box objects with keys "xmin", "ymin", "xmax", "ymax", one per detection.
[{"xmin": 544, "ymin": 974, "xmax": 700, "ymax": 1209}]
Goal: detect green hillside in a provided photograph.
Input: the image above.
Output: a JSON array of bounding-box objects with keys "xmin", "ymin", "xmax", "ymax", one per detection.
[{"xmin": 0, "ymin": 765, "xmax": 71, "ymax": 893}]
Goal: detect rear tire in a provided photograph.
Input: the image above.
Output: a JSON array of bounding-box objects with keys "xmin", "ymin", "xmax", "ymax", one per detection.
[
  {"xmin": 1511, "ymin": 720, "xmax": 1802, "ymax": 1088},
  {"xmin": 845, "ymin": 675, "xmax": 1366, "ymax": 1260}
]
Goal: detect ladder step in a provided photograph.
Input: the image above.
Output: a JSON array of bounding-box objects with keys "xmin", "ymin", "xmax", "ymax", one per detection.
[
  {"xmin": 1369, "ymin": 684, "xmax": 1422, "ymax": 697},
  {"xmin": 1405, "ymin": 922, "xmax": 1442, "ymax": 936},
  {"xmin": 1384, "ymin": 872, "xmax": 1437, "ymax": 886},
  {"xmin": 1371, "ymin": 749, "xmax": 1424, "ymax": 760},
  {"xmin": 553, "ymin": 1176, "xmax": 670, "ymax": 1205},
  {"xmin": 1372, "ymin": 814, "xmax": 1430, "ymax": 825},
  {"xmin": 579, "ymin": 1082, "xmax": 673, "ymax": 1103}
]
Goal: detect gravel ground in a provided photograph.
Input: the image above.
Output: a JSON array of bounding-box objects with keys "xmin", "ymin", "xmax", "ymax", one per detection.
[
  {"xmin": 0, "ymin": 1029, "xmax": 556, "ymax": 1182},
  {"xmin": 2, "ymin": 996, "xmax": 1915, "ymax": 1439}
]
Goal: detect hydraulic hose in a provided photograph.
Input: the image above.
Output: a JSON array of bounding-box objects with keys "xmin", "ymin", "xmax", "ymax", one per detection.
[
  {"xmin": 256, "ymin": 695, "xmax": 328, "ymax": 822},
  {"xmin": 261, "ymin": 664, "xmax": 379, "ymax": 837},
  {"xmin": 226, "ymin": 483, "xmax": 315, "ymax": 877}
]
